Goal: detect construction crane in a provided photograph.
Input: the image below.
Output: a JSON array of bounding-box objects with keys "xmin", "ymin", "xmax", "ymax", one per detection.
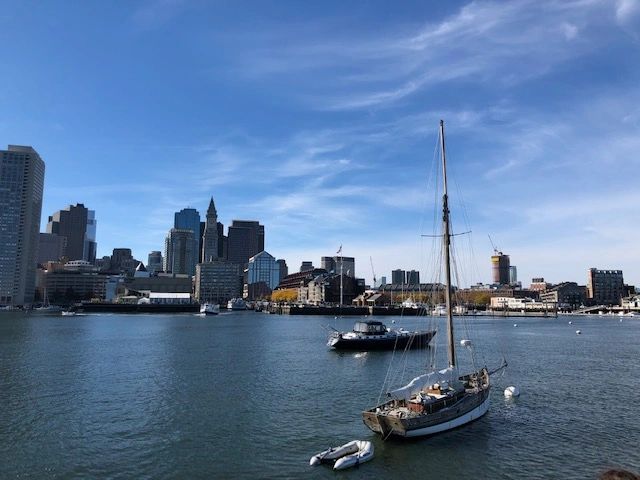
[
  {"xmin": 488, "ymin": 234, "xmax": 500, "ymax": 255},
  {"xmin": 370, "ymin": 256, "xmax": 377, "ymax": 287}
]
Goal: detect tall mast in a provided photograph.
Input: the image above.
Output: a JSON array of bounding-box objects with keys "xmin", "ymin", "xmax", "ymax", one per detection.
[{"xmin": 440, "ymin": 120, "xmax": 456, "ymax": 368}]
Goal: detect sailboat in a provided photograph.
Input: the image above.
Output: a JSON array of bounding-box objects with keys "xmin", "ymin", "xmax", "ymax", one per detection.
[{"xmin": 362, "ymin": 120, "xmax": 506, "ymax": 439}]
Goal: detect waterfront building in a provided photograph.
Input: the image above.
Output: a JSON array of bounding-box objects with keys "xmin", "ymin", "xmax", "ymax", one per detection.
[
  {"xmin": 38, "ymin": 261, "xmax": 108, "ymax": 303},
  {"xmin": 406, "ymin": 270, "xmax": 420, "ymax": 285},
  {"xmin": 529, "ymin": 277, "xmax": 550, "ymax": 292},
  {"xmin": 276, "ymin": 259, "xmax": 288, "ymax": 280},
  {"xmin": 300, "ymin": 261, "xmax": 314, "ymax": 272},
  {"xmin": 491, "ymin": 251, "xmax": 510, "ymax": 285},
  {"xmin": 539, "ymin": 282, "xmax": 586, "ymax": 310},
  {"xmin": 586, "ymin": 268, "xmax": 624, "ymax": 305},
  {"xmin": 164, "ymin": 228, "xmax": 196, "ymax": 276},
  {"xmin": 306, "ymin": 273, "xmax": 362, "ymax": 305},
  {"xmin": 38, "ymin": 233, "xmax": 66, "ymax": 264},
  {"xmin": 0, "ymin": 145, "xmax": 45, "ymax": 306},
  {"xmin": 227, "ymin": 220, "xmax": 264, "ymax": 267},
  {"xmin": 490, "ymin": 296, "xmax": 556, "ymax": 312},
  {"xmin": 245, "ymin": 251, "xmax": 281, "ymax": 300},
  {"xmin": 124, "ymin": 272, "xmax": 192, "ymax": 299},
  {"xmin": 174, "ymin": 208, "xmax": 200, "ymax": 273},
  {"xmin": 276, "ymin": 268, "xmax": 327, "ymax": 290},
  {"xmin": 195, "ymin": 260, "xmax": 242, "ymax": 304},
  {"xmin": 391, "ymin": 269, "xmax": 406, "ymax": 285},
  {"xmin": 147, "ymin": 251, "xmax": 163, "ymax": 274},
  {"xmin": 47, "ymin": 203, "xmax": 97, "ymax": 263}
]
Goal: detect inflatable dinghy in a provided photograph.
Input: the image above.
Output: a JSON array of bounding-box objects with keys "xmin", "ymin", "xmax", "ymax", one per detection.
[{"xmin": 310, "ymin": 440, "xmax": 374, "ymax": 470}]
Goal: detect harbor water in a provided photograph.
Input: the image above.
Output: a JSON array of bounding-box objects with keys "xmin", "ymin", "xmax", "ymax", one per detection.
[{"xmin": 1, "ymin": 312, "xmax": 639, "ymax": 479}]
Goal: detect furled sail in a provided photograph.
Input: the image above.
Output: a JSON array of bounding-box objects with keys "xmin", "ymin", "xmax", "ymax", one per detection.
[{"xmin": 387, "ymin": 367, "xmax": 455, "ymax": 401}]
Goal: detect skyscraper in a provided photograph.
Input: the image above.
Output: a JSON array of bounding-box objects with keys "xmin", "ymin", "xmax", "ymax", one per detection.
[
  {"xmin": 491, "ymin": 252, "xmax": 510, "ymax": 285},
  {"xmin": 174, "ymin": 208, "xmax": 200, "ymax": 273},
  {"xmin": 164, "ymin": 228, "xmax": 196, "ymax": 275},
  {"xmin": 0, "ymin": 145, "xmax": 45, "ymax": 306},
  {"xmin": 201, "ymin": 198, "xmax": 219, "ymax": 263},
  {"xmin": 147, "ymin": 251, "xmax": 163, "ymax": 274},
  {"xmin": 391, "ymin": 269, "xmax": 406, "ymax": 285},
  {"xmin": 47, "ymin": 203, "xmax": 97, "ymax": 263},
  {"xmin": 227, "ymin": 220, "xmax": 264, "ymax": 267},
  {"xmin": 406, "ymin": 270, "xmax": 420, "ymax": 285}
]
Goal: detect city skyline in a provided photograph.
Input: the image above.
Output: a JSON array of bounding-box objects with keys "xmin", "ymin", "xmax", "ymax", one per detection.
[{"xmin": 2, "ymin": 1, "xmax": 639, "ymax": 286}]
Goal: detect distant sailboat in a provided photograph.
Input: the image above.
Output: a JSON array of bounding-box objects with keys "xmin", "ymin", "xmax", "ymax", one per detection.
[{"xmin": 362, "ymin": 120, "xmax": 506, "ymax": 438}]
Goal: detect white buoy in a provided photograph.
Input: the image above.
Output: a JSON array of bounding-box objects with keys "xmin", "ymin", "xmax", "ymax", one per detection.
[
  {"xmin": 576, "ymin": 330, "xmax": 581, "ymax": 335},
  {"xmin": 391, "ymin": 319, "xmax": 396, "ymax": 324},
  {"xmin": 568, "ymin": 321, "xmax": 572, "ymax": 325},
  {"xmin": 504, "ymin": 386, "xmax": 520, "ymax": 398},
  {"xmin": 513, "ymin": 323, "xmax": 517, "ymax": 327}
]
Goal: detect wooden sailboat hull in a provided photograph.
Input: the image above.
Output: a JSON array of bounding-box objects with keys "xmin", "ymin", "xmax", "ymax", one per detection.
[{"xmin": 362, "ymin": 388, "xmax": 490, "ymax": 438}]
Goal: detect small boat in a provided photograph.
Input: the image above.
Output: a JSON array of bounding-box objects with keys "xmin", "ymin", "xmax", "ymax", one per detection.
[
  {"xmin": 328, "ymin": 320, "xmax": 435, "ymax": 351},
  {"xmin": 200, "ymin": 303, "xmax": 220, "ymax": 315},
  {"xmin": 310, "ymin": 440, "xmax": 374, "ymax": 470},
  {"xmin": 61, "ymin": 310, "xmax": 76, "ymax": 316},
  {"xmin": 227, "ymin": 298, "xmax": 247, "ymax": 310}
]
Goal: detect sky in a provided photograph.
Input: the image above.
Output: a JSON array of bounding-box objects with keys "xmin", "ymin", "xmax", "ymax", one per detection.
[{"xmin": 2, "ymin": 0, "xmax": 640, "ymax": 288}]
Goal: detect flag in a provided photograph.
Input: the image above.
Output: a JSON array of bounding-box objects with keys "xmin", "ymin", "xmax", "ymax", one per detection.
[{"xmin": 337, "ymin": 244, "xmax": 342, "ymax": 255}]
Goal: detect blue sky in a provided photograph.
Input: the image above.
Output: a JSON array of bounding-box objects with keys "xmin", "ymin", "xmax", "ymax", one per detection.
[{"xmin": 2, "ymin": 0, "xmax": 640, "ymax": 287}]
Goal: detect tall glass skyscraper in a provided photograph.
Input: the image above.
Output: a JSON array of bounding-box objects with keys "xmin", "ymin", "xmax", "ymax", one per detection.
[
  {"xmin": 174, "ymin": 208, "xmax": 200, "ymax": 273},
  {"xmin": 0, "ymin": 145, "xmax": 45, "ymax": 306}
]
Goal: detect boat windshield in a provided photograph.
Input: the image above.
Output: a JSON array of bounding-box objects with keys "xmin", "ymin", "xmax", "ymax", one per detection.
[{"xmin": 353, "ymin": 322, "xmax": 386, "ymax": 334}]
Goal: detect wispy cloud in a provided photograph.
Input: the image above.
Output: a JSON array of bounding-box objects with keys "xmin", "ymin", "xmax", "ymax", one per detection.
[{"xmin": 228, "ymin": 0, "xmax": 621, "ymax": 110}]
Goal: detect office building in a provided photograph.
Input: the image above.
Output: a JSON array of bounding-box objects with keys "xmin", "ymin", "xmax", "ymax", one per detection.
[
  {"xmin": 38, "ymin": 233, "xmax": 66, "ymax": 264},
  {"xmin": 509, "ymin": 266, "xmax": 518, "ymax": 285},
  {"xmin": 195, "ymin": 261, "xmax": 242, "ymax": 304},
  {"xmin": 300, "ymin": 261, "xmax": 314, "ymax": 272},
  {"xmin": 147, "ymin": 251, "xmax": 163, "ymax": 274},
  {"xmin": 406, "ymin": 270, "xmax": 420, "ymax": 285},
  {"xmin": 586, "ymin": 268, "xmax": 624, "ymax": 305},
  {"xmin": 201, "ymin": 198, "xmax": 219, "ymax": 262},
  {"xmin": 321, "ymin": 256, "xmax": 355, "ymax": 277},
  {"xmin": 165, "ymin": 228, "xmax": 196, "ymax": 276},
  {"xmin": 245, "ymin": 251, "xmax": 281, "ymax": 300},
  {"xmin": 38, "ymin": 261, "xmax": 108, "ymax": 303},
  {"xmin": 0, "ymin": 145, "xmax": 45, "ymax": 306},
  {"xmin": 227, "ymin": 220, "xmax": 264, "ymax": 267},
  {"xmin": 321, "ymin": 256, "xmax": 336, "ymax": 273},
  {"xmin": 174, "ymin": 208, "xmax": 200, "ymax": 273},
  {"xmin": 47, "ymin": 203, "xmax": 97, "ymax": 263},
  {"xmin": 391, "ymin": 269, "xmax": 406, "ymax": 285},
  {"xmin": 276, "ymin": 259, "xmax": 288, "ymax": 280},
  {"xmin": 491, "ymin": 252, "xmax": 510, "ymax": 285}
]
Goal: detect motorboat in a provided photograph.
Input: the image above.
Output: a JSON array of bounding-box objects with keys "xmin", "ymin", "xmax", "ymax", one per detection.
[
  {"xmin": 200, "ymin": 303, "xmax": 220, "ymax": 315},
  {"xmin": 328, "ymin": 320, "xmax": 435, "ymax": 351},
  {"xmin": 310, "ymin": 440, "xmax": 374, "ymax": 470},
  {"xmin": 227, "ymin": 298, "xmax": 247, "ymax": 310}
]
